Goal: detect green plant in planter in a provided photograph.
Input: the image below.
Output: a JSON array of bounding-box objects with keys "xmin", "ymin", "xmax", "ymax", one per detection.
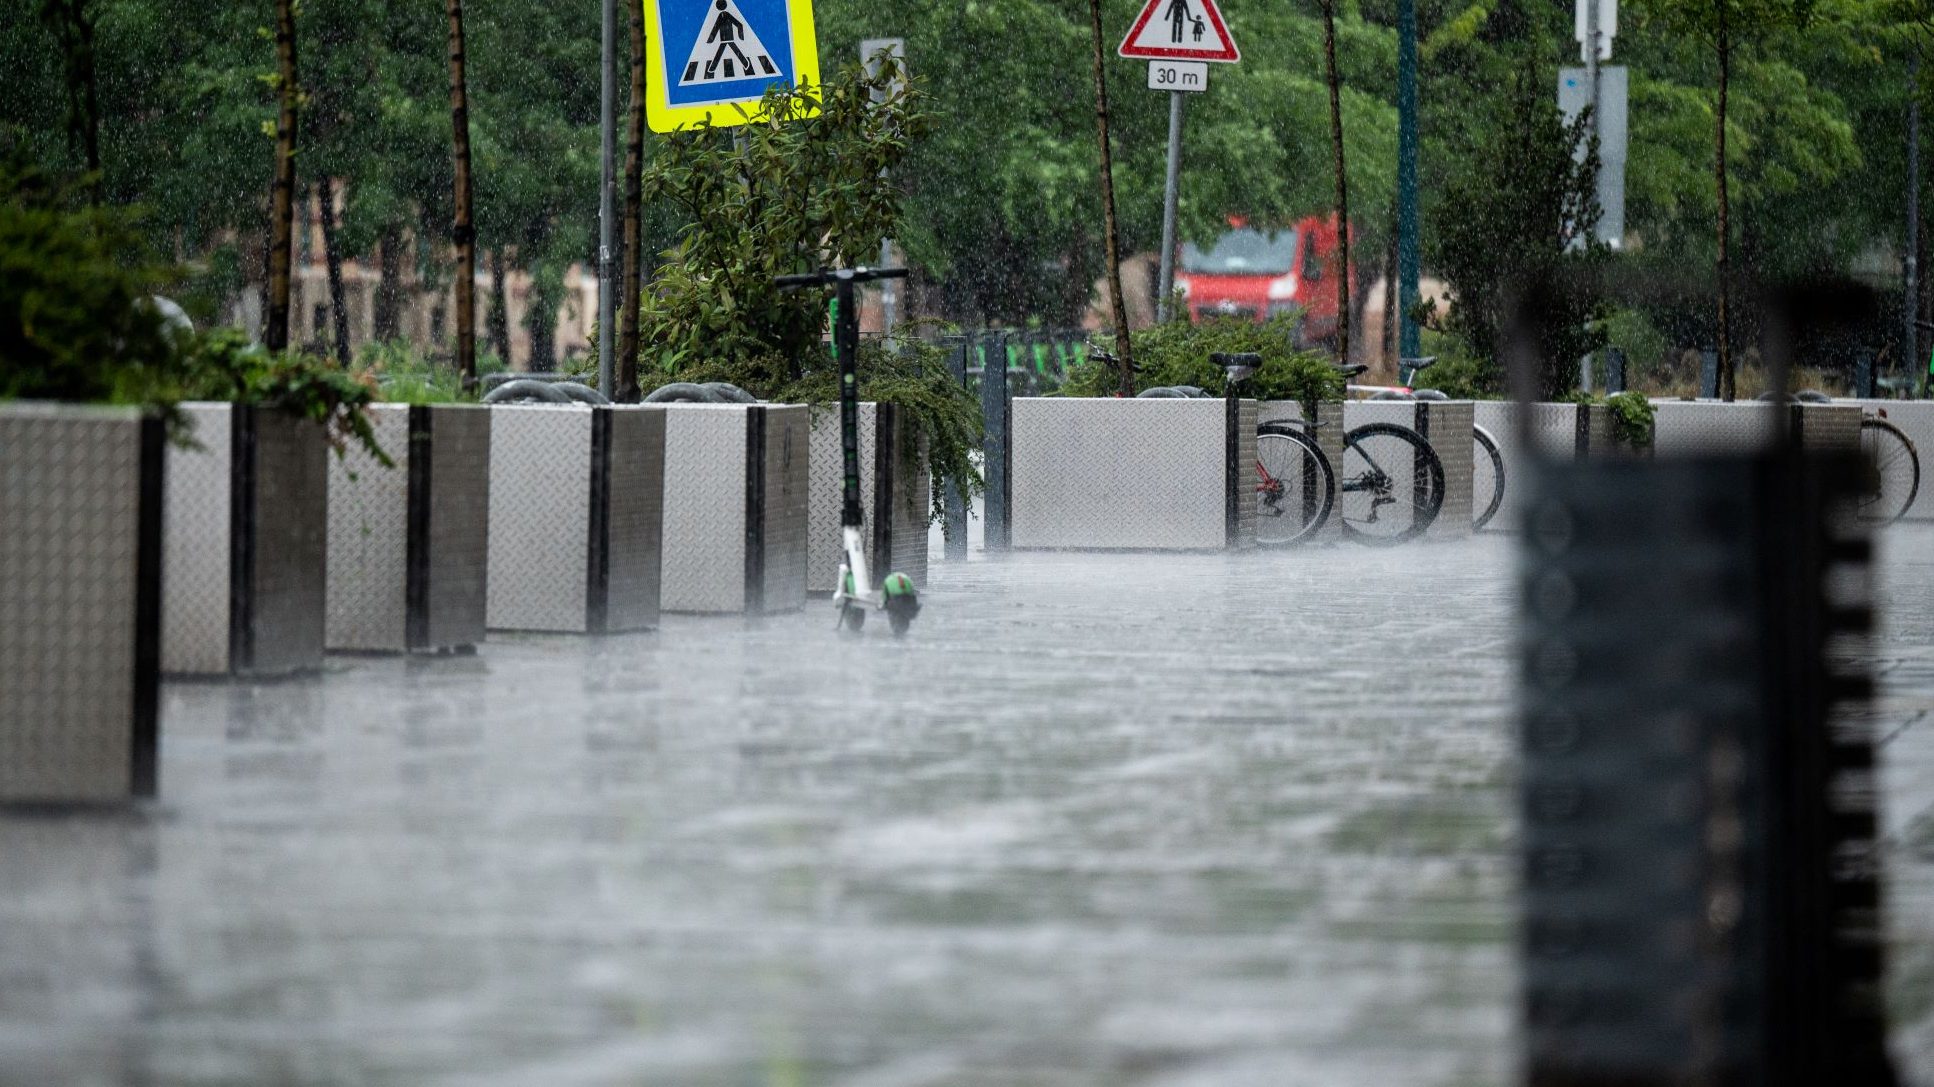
[
  {"xmin": 1059, "ymin": 315, "xmax": 1345, "ymax": 412},
  {"xmin": 1604, "ymin": 390, "xmax": 1656, "ymax": 451},
  {"xmin": 354, "ymin": 339, "xmax": 484, "ymax": 405},
  {"xmin": 180, "ymin": 329, "xmax": 390, "ymax": 466}
]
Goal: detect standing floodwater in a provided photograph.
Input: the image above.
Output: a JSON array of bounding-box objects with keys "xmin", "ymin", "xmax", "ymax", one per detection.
[{"xmin": 2, "ymin": 535, "xmax": 1932, "ymax": 1084}]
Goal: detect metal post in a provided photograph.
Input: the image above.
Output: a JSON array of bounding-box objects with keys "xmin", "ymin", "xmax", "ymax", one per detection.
[
  {"xmin": 1908, "ymin": 50, "xmax": 1920, "ymax": 392},
  {"xmin": 980, "ymin": 331, "xmax": 1010, "ymax": 551},
  {"xmin": 879, "ymin": 239, "xmax": 897, "ymax": 345},
  {"xmin": 596, "ymin": 0, "xmax": 617, "ymax": 399},
  {"xmin": 943, "ymin": 338, "xmax": 968, "ymax": 559},
  {"xmin": 1156, "ymin": 90, "xmax": 1186, "ymax": 323},
  {"xmin": 1396, "ymin": 0, "xmax": 1421, "ymax": 360}
]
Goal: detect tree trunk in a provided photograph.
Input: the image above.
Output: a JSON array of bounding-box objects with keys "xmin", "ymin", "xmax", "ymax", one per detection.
[
  {"xmin": 616, "ymin": 0, "xmax": 647, "ymax": 402},
  {"xmin": 316, "ymin": 177, "xmax": 353, "ymax": 366},
  {"xmin": 1086, "ymin": 0, "xmax": 1134, "ymax": 395},
  {"xmin": 41, "ymin": 0, "xmax": 101, "ymax": 196},
  {"xmin": 265, "ymin": 0, "xmax": 299, "ymax": 354},
  {"xmin": 488, "ymin": 249, "xmax": 510, "ymax": 366},
  {"xmin": 526, "ymin": 278, "xmax": 558, "ymax": 372},
  {"xmin": 1715, "ymin": 5, "xmax": 1734, "ymax": 401},
  {"xmin": 373, "ymin": 225, "xmax": 402, "ymax": 342},
  {"xmin": 447, "ymin": 0, "xmax": 477, "ymax": 389},
  {"xmin": 1321, "ymin": 0, "xmax": 1350, "ymax": 363}
]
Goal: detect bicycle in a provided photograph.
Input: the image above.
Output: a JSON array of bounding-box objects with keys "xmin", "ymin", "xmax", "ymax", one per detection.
[
  {"xmin": 1757, "ymin": 390, "xmax": 1921, "ymax": 525},
  {"xmin": 1253, "ymin": 372, "xmax": 1447, "ymax": 546},
  {"xmin": 1340, "ymin": 355, "xmax": 1508, "ymax": 533}
]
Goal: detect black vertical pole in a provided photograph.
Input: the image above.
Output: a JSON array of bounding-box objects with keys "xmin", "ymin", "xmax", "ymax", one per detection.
[
  {"xmin": 838, "ymin": 276, "xmax": 863, "ymax": 532},
  {"xmin": 981, "ymin": 331, "xmax": 1010, "ymax": 551},
  {"xmin": 943, "ymin": 338, "xmax": 968, "ymax": 559}
]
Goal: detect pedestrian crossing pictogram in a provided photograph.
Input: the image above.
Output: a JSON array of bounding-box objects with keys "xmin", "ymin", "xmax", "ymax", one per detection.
[
  {"xmin": 679, "ymin": 0, "xmax": 779, "ymax": 86},
  {"xmin": 1118, "ymin": 0, "xmax": 1240, "ymax": 63},
  {"xmin": 645, "ymin": 0, "xmax": 820, "ymax": 131}
]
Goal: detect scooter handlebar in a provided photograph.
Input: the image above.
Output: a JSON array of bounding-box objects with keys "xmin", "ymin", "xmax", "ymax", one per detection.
[{"xmin": 774, "ymin": 266, "xmax": 910, "ymax": 289}]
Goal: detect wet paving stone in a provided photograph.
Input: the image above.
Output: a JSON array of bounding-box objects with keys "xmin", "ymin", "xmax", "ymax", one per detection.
[{"xmin": 2, "ymin": 532, "xmax": 1931, "ymax": 1085}]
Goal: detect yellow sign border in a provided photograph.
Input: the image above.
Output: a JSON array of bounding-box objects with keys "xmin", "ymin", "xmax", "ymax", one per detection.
[{"xmin": 644, "ymin": 0, "xmax": 820, "ymax": 133}]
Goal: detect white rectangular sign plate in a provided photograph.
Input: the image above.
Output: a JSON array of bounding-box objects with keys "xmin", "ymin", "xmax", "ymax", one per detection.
[{"xmin": 1148, "ymin": 60, "xmax": 1209, "ymax": 92}]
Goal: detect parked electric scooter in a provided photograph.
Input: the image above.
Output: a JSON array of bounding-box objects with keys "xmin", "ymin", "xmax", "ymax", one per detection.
[{"xmin": 774, "ymin": 266, "xmax": 922, "ymax": 635}]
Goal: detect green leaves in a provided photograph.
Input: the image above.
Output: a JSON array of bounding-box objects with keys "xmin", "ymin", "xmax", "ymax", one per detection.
[{"xmin": 634, "ymin": 62, "xmax": 931, "ymax": 384}]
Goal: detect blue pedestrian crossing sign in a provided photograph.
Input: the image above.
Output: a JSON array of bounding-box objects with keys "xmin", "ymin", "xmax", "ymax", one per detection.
[{"xmin": 644, "ymin": 0, "xmax": 820, "ymax": 131}]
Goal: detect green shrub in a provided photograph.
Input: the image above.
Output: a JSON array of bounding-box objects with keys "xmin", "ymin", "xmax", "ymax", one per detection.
[
  {"xmin": 1059, "ymin": 314, "xmax": 1344, "ymax": 411},
  {"xmin": 1605, "ymin": 390, "xmax": 1655, "ymax": 450},
  {"xmin": 0, "ymin": 158, "xmax": 181, "ymax": 408},
  {"xmin": 354, "ymin": 339, "xmax": 474, "ymax": 404}
]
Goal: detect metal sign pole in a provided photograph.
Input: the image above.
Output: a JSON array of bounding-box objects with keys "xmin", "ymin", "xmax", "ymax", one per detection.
[
  {"xmin": 1156, "ymin": 89, "xmax": 1185, "ymax": 323},
  {"xmin": 597, "ymin": 0, "xmax": 617, "ymax": 397}
]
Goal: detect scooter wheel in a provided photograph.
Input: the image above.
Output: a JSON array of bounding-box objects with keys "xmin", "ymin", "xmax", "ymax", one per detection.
[
  {"xmin": 839, "ymin": 603, "xmax": 866, "ymax": 631},
  {"xmin": 882, "ymin": 574, "xmax": 920, "ymax": 637}
]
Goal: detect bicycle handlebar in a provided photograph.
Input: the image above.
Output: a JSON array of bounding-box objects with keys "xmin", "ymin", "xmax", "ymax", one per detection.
[{"xmin": 774, "ymin": 266, "xmax": 909, "ymax": 289}]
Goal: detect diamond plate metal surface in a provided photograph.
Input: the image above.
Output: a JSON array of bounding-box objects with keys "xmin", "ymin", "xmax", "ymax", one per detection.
[
  {"xmin": 326, "ymin": 406, "xmax": 410, "ymax": 650},
  {"xmin": 242, "ymin": 408, "xmax": 329, "ymax": 674},
  {"xmin": 1653, "ymin": 401, "xmax": 1863, "ymax": 460},
  {"xmin": 808, "ymin": 403, "xmax": 878, "ymax": 593},
  {"xmin": 1231, "ymin": 398, "xmax": 1257, "ymax": 547},
  {"xmin": 0, "ymin": 405, "xmax": 155, "ymax": 802},
  {"xmin": 1010, "ymin": 398, "xmax": 1235, "ymax": 550},
  {"xmin": 420, "ymin": 405, "xmax": 490, "ymax": 650},
  {"xmin": 603, "ymin": 405, "xmax": 665, "ymax": 632},
  {"xmin": 760, "ymin": 405, "xmax": 810, "ymax": 613},
  {"xmin": 887, "ymin": 422, "xmax": 931, "ymax": 584},
  {"xmin": 660, "ymin": 405, "xmax": 750, "ymax": 613},
  {"xmin": 162, "ymin": 403, "xmax": 232, "ymax": 674},
  {"xmin": 486, "ymin": 405, "xmax": 593, "ymax": 631}
]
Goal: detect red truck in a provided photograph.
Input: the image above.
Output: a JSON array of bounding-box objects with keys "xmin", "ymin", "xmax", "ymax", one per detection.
[{"xmin": 1174, "ymin": 215, "xmax": 1350, "ymax": 348}]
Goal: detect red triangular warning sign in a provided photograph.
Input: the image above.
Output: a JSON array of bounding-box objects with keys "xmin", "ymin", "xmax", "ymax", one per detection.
[{"xmin": 1119, "ymin": 0, "xmax": 1239, "ymax": 62}]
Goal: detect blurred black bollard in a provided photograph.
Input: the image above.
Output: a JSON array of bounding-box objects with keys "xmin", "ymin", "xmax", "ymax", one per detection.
[
  {"xmin": 1700, "ymin": 348, "xmax": 1719, "ymax": 398},
  {"xmin": 1517, "ymin": 451, "xmax": 1896, "ymax": 1087},
  {"xmin": 1855, "ymin": 349, "xmax": 1876, "ymax": 399}
]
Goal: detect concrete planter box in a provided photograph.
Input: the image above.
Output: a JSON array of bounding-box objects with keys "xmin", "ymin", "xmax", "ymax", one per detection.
[
  {"xmin": 488, "ymin": 404, "xmax": 665, "ymax": 632},
  {"xmin": 660, "ymin": 404, "xmax": 809, "ymax": 614},
  {"xmin": 326, "ymin": 404, "xmax": 491, "ymax": 653},
  {"xmin": 808, "ymin": 403, "xmax": 930, "ymax": 593},
  {"xmin": 1010, "ymin": 397, "xmax": 1257, "ymax": 550},
  {"xmin": 1651, "ymin": 400, "xmax": 1861, "ymax": 458},
  {"xmin": 1, "ymin": 404, "xmax": 163, "ymax": 802},
  {"xmin": 162, "ymin": 403, "xmax": 329, "ymax": 676}
]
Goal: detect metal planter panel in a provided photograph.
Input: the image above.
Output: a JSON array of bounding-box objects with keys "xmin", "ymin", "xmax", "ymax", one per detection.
[
  {"xmin": 807, "ymin": 403, "xmax": 932, "ymax": 592},
  {"xmin": 417, "ymin": 405, "xmax": 491, "ymax": 651},
  {"xmin": 486, "ymin": 405, "xmax": 593, "ymax": 632},
  {"xmin": 162, "ymin": 404, "xmax": 327, "ymax": 676},
  {"xmin": 241, "ymin": 408, "xmax": 329, "ymax": 674},
  {"xmin": 808, "ymin": 403, "xmax": 878, "ymax": 593},
  {"xmin": 0, "ymin": 405, "xmax": 162, "ymax": 802},
  {"xmin": 326, "ymin": 405, "xmax": 487, "ymax": 652},
  {"xmin": 162, "ymin": 403, "xmax": 232, "ymax": 674},
  {"xmin": 600, "ymin": 405, "xmax": 666, "ymax": 632},
  {"xmin": 326, "ymin": 406, "xmax": 411, "ymax": 649},
  {"xmin": 660, "ymin": 405, "xmax": 750, "ymax": 613},
  {"xmin": 1652, "ymin": 401, "xmax": 1861, "ymax": 459},
  {"xmin": 1010, "ymin": 398, "xmax": 1233, "ymax": 551},
  {"xmin": 759, "ymin": 404, "xmax": 810, "ymax": 613}
]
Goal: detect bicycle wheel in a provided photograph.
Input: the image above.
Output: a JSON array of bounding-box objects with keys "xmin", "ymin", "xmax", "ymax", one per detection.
[
  {"xmin": 1858, "ymin": 417, "xmax": 1920, "ymax": 524},
  {"xmin": 1338, "ymin": 422, "xmax": 1445, "ymax": 545},
  {"xmin": 1255, "ymin": 428, "xmax": 1334, "ymax": 545},
  {"xmin": 1472, "ymin": 424, "xmax": 1507, "ymax": 532}
]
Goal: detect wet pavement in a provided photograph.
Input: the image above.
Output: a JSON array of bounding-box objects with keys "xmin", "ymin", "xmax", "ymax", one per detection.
[{"xmin": 2, "ymin": 531, "xmax": 1932, "ymax": 1086}]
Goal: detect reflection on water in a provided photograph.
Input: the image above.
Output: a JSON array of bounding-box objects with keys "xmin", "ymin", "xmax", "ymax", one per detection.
[{"xmin": 1, "ymin": 534, "xmax": 1930, "ymax": 1084}]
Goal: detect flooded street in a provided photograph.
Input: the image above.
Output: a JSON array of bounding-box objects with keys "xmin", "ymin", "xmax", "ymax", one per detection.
[{"xmin": 3, "ymin": 532, "xmax": 1931, "ymax": 1086}]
